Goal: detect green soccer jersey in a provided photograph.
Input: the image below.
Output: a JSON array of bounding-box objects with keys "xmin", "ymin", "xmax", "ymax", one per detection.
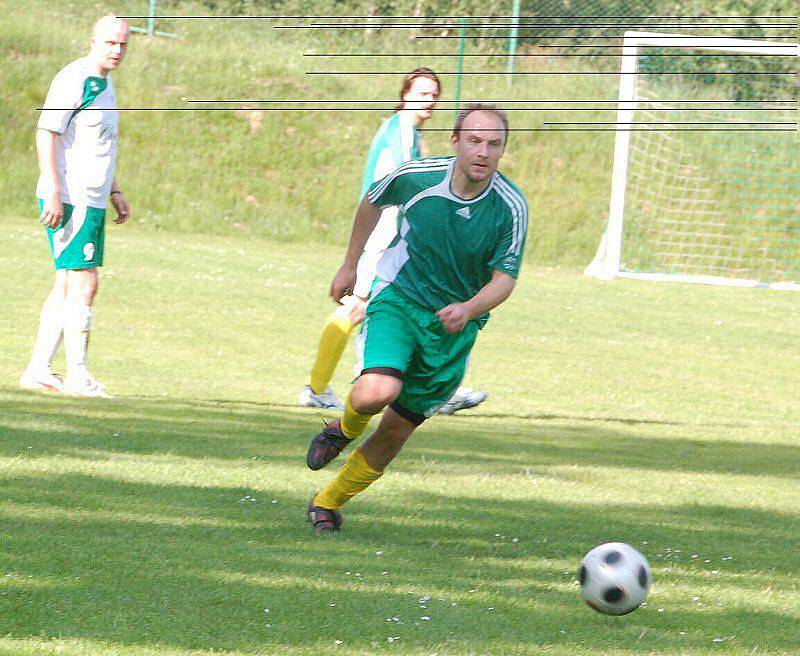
[{"xmin": 367, "ymin": 156, "xmax": 528, "ymax": 325}]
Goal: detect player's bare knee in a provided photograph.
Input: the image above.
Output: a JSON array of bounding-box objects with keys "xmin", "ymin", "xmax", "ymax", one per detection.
[
  {"xmin": 67, "ymin": 269, "xmax": 99, "ymax": 305},
  {"xmin": 352, "ymin": 389, "xmax": 395, "ymax": 413},
  {"xmin": 79, "ymin": 280, "xmax": 98, "ymax": 304},
  {"xmin": 351, "ymin": 373, "xmax": 401, "ymax": 413},
  {"xmin": 370, "ymin": 388, "xmax": 399, "ymax": 409}
]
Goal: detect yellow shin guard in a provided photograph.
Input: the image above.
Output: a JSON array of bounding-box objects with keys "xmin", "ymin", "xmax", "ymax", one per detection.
[
  {"xmin": 315, "ymin": 448, "xmax": 383, "ymax": 510},
  {"xmin": 309, "ymin": 312, "xmax": 355, "ymax": 394}
]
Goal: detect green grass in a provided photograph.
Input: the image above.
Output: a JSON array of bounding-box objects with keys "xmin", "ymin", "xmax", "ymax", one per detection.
[{"xmin": 1, "ymin": 215, "xmax": 799, "ymax": 655}]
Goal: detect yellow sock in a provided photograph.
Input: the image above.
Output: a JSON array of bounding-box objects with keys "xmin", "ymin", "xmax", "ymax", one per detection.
[
  {"xmin": 340, "ymin": 391, "xmax": 373, "ymax": 439},
  {"xmin": 315, "ymin": 448, "xmax": 383, "ymax": 509},
  {"xmin": 309, "ymin": 311, "xmax": 355, "ymax": 394}
]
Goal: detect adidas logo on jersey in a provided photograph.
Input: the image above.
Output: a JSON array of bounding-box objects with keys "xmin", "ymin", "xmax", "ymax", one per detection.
[{"xmin": 455, "ymin": 207, "xmax": 471, "ymax": 220}]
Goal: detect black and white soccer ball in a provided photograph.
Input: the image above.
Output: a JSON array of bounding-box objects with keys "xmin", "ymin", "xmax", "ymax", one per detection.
[{"xmin": 579, "ymin": 542, "xmax": 652, "ymax": 615}]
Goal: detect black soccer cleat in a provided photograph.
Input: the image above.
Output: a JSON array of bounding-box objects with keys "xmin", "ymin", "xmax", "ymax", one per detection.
[
  {"xmin": 306, "ymin": 418, "xmax": 352, "ymax": 470},
  {"xmin": 307, "ymin": 495, "xmax": 344, "ymax": 533}
]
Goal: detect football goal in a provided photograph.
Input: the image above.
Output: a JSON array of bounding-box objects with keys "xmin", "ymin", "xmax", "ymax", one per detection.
[{"xmin": 585, "ymin": 31, "xmax": 799, "ymax": 290}]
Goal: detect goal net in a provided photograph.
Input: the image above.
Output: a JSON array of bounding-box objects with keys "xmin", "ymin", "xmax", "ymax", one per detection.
[{"xmin": 585, "ymin": 31, "xmax": 799, "ymax": 290}]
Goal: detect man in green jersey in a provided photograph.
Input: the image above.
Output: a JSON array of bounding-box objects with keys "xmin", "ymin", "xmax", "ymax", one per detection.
[
  {"xmin": 305, "ymin": 104, "xmax": 528, "ymax": 532},
  {"xmin": 21, "ymin": 14, "xmax": 131, "ymax": 398}
]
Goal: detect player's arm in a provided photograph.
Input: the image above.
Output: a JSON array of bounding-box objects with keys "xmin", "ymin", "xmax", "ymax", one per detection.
[
  {"xmin": 109, "ymin": 178, "xmax": 131, "ymax": 224},
  {"xmin": 36, "ymin": 129, "xmax": 62, "ymax": 229},
  {"xmin": 37, "ymin": 68, "xmax": 83, "ymax": 229},
  {"xmin": 329, "ymin": 196, "xmax": 383, "ymax": 302},
  {"xmin": 436, "ymin": 269, "xmax": 517, "ymax": 334}
]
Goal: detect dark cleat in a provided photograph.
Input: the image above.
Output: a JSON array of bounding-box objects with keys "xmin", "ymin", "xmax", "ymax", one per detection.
[
  {"xmin": 306, "ymin": 418, "xmax": 352, "ymax": 470},
  {"xmin": 307, "ymin": 495, "xmax": 343, "ymax": 533}
]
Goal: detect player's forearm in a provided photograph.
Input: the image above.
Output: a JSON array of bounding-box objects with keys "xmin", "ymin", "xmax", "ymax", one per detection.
[
  {"xmin": 36, "ymin": 129, "xmax": 59, "ymax": 192},
  {"xmin": 463, "ymin": 271, "xmax": 516, "ymax": 319},
  {"xmin": 343, "ymin": 196, "xmax": 383, "ymax": 268}
]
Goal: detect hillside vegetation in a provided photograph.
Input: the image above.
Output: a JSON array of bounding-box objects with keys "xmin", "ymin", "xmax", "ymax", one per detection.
[{"xmin": 2, "ymin": 0, "xmax": 794, "ymax": 264}]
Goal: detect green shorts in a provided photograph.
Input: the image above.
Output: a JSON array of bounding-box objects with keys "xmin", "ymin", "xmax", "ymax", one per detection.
[
  {"xmin": 39, "ymin": 199, "xmax": 106, "ymax": 270},
  {"xmin": 358, "ymin": 284, "xmax": 479, "ymax": 421}
]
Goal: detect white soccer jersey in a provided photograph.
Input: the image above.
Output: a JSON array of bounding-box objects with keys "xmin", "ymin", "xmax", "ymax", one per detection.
[{"xmin": 36, "ymin": 57, "xmax": 119, "ymax": 209}]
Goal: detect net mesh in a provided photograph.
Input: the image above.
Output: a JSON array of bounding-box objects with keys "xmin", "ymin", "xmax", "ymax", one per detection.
[{"xmin": 620, "ymin": 45, "xmax": 799, "ymax": 283}]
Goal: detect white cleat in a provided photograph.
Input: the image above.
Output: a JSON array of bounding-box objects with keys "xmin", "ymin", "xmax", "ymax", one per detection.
[
  {"xmin": 20, "ymin": 367, "xmax": 66, "ymax": 394},
  {"xmin": 64, "ymin": 374, "xmax": 113, "ymax": 399},
  {"xmin": 298, "ymin": 385, "xmax": 344, "ymax": 410},
  {"xmin": 437, "ymin": 386, "xmax": 488, "ymax": 415}
]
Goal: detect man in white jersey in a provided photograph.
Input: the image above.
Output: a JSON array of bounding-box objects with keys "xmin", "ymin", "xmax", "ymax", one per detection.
[
  {"xmin": 20, "ymin": 15, "xmax": 131, "ymax": 398},
  {"xmin": 299, "ymin": 68, "xmax": 487, "ymax": 415}
]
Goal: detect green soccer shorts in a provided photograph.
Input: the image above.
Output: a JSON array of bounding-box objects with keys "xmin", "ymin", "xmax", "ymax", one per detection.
[
  {"xmin": 358, "ymin": 284, "xmax": 479, "ymax": 421},
  {"xmin": 39, "ymin": 200, "xmax": 106, "ymax": 270}
]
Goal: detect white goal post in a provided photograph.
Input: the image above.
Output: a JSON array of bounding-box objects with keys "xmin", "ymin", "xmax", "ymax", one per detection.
[{"xmin": 585, "ymin": 31, "xmax": 799, "ymax": 290}]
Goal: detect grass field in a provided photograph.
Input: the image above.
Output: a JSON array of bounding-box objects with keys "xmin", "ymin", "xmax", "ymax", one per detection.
[{"xmin": 1, "ymin": 215, "xmax": 799, "ymax": 655}]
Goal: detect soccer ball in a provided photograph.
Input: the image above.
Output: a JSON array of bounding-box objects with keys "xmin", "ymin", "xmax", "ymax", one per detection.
[{"xmin": 579, "ymin": 542, "xmax": 652, "ymax": 615}]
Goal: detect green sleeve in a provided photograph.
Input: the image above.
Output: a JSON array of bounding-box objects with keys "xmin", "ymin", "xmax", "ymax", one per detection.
[{"xmin": 366, "ymin": 161, "xmax": 417, "ymax": 209}]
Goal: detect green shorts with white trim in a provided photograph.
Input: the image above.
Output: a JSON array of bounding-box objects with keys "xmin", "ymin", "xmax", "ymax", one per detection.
[{"xmin": 39, "ymin": 199, "xmax": 106, "ymax": 270}]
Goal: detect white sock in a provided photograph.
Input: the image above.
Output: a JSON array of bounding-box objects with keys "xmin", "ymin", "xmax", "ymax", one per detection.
[
  {"xmin": 30, "ymin": 295, "xmax": 64, "ymax": 370},
  {"xmin": 64, "ymin": 300, "xmax": 93, "ymax": 378}
]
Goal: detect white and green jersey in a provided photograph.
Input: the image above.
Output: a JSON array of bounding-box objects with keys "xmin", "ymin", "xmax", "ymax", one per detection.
[
  {"xmin": 36, "ymin": 57, "xmax": 119, "ymax": 209},
  {"xmin": 367, "ymin": 156, "xmax": 528, "ymax": 325},
  {"xmin": 359, "ymin": 111, "xmax": 420, "ymax": 200},
  {"xmin": 354, "ymin": 111, "xmax": 421, "ymax": 298}
]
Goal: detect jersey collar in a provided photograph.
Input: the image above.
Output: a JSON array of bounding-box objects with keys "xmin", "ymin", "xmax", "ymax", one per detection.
[{"xmin": 445, "ymin": 157, "xmax": 497, "ymax": 204}]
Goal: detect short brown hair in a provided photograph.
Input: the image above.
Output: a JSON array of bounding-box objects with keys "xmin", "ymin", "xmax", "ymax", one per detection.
[
  {"xmin": 395, "ymin": 67, "xmax": 441, "ymax": 113},
  {"xmin": 453, "ymin": 103, "xmax": 509, "ymax": 145}
]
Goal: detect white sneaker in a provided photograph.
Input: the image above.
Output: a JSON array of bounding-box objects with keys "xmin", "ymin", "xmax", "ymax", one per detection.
[
  {"xmin": 298, "ymin": 385, "xmax": 344, "ymax": 410},
  {"xmin": 64, "ymin": 373, "xmax": 113, "ymax": 398},
  {"xmin": 92, "ymin": 378, "xmax": 108, "ymax": 391},
  {"xmin": 20, "ymin": 366, "xmax": 66, "ymax": 393},
  {"xmin": 437, "ymin": 386, "xmax": 488, "ymax": 415}
]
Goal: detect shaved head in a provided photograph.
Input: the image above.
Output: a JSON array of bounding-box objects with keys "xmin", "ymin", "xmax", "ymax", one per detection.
[
  {"xmin": 89, "ymin": 14, "xmax": 130, "ymax": 75},
  {"xmin": 93, "ymin": 14, "xmax": 130, "ymax": 40}
]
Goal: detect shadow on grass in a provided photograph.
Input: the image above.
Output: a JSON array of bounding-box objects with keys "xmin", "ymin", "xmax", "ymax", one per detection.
[
  {"xmin": 2, "ymin": 388, "xmax": 798, "ymax": 480},
  {"xmin": 473, "ymin": 410, "xmax": 744, "ymax": 428},
  {"xmin": 1, "ymin": 387, "xmax": 797, "ymax": 653},
  {"xmin": 0, "ymin": 477, "xmax": 798, "ymax": 654}
]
